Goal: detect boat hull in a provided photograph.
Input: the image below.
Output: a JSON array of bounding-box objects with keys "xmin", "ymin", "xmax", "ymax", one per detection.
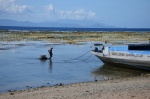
[{"xmin": 91, "ymin": 51, "xmax": 150, "ymax": 70}]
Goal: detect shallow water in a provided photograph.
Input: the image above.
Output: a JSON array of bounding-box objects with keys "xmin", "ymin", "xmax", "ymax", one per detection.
[{"xmin": 0, "ymin": 41, "xmax": 147, "ymax": 93}]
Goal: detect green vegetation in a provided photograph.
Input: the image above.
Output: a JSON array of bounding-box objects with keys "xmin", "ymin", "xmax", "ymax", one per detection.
[{"xmin": 0, "ymin": 31, "xmax": 150, "ymax": 44}]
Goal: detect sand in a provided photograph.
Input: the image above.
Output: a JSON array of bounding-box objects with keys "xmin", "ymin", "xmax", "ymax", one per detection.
[{"xmin": 0, "ymin": 74, "xmax": 150, "ymax": 99}]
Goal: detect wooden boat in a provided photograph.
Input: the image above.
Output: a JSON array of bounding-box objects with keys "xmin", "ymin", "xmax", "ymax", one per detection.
[{"xmin": 91, "ymin": 44, "xmax": 150, "ymax": 70}]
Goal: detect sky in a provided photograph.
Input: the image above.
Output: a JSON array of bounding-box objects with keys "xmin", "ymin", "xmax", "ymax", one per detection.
[{"xmin": 0, "ymin": 0, "xmax": 150, "ymax": 28}]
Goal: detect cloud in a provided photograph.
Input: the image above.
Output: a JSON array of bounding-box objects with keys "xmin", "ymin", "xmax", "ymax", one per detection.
[
  {"xmin": 45, "ymin": 4, "xmax": 96, "ymax": 20},
  {"xmin": 88, "ymin": 11, "xmax": 96, "ymax": 18},
  {"xmin": 47, "ymin": 4, "xmax": 55, "ymax": 13},
  {"xmin": 0, "ymin": 0, "xmax": 30, "ymax": 14}
]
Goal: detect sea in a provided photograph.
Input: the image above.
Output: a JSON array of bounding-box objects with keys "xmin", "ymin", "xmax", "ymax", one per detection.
[
  {"xmin": 0, "ymin": 26, "xmax": 149, "ymax": 93},
  {"xmin": 0, "ymin": 26, "xmax": 150, "ymax": 32}
]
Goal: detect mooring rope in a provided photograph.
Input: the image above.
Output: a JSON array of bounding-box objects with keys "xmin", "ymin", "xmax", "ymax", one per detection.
[
  {"xmin": 82, "ymin": 54, "xmax": 93, "ymax": 61},
  {"xmin": 40, "ymin": 50, "xmax": 93, "ymax": 62},
  {"xmin": 63, "ymin": 50, "xmax": 91, "ymax": 61}
]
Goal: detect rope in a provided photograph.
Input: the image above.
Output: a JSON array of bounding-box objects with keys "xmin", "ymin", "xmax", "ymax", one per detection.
[
  {"xmin": 82, "ymin": 54, "xmax": 93, "ymax": 61},
  {"xmin": 41, "ymin": 50, "xmax": 93, "ymax": 62},
  {"xmin": 63, "ymin": 50, "xmax": 91, "ymax": 61}
]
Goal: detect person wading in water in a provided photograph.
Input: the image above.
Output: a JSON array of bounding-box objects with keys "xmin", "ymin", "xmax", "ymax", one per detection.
[{"xmin": 48, "ymin": 48, "xmax": 53, "ymax": 59}]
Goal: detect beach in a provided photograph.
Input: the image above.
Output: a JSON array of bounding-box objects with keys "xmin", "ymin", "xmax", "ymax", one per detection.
[{"xmin": 0, "ymin": 74, "xmax": 150, "ymax": 99}]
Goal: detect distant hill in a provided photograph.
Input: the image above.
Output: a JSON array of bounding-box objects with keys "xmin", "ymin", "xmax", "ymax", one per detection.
[
  {"xmin": 0, "ymin": 19, "xmax": 115, "ymax": 28},
  {"xmin": 0, "ymin": 19, "xmax": 36, "ymax": 27}
]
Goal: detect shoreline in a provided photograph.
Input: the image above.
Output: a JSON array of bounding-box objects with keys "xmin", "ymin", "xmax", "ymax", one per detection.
[{"xmin": 0, "ymin": 74, "xmax": 150, "ymax": 99}]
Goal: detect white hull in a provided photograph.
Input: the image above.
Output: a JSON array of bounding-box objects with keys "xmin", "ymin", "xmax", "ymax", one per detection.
[{"xmin": 91, "ymin": 50, "xmax": 150, "ymax": 70}]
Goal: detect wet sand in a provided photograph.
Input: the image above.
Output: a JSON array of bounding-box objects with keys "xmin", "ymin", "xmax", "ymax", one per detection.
[{"xmin": 0, "ymin": 74, "xmax": 150, "ymax": 99}]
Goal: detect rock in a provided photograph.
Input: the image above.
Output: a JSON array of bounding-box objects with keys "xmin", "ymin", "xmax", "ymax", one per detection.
[
  {"xmin": 10, "ymin": 93, "xmax": 14, "ymax": 95},
  {"xmin": 59, "ymin": 83, "xmax": 63, "ymax": 86},
  {"xmin": 40, "ymin": 55, "xmax": 47, "ymax": 60}
]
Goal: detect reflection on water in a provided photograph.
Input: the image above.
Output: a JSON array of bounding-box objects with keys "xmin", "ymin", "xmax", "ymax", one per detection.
[
  {"xmin": 92, "ymin": 64, "xmax": 149, "ymax": 80},
  {"xmin": 49, "ymin": 59, "xmax": 53, "ymax": 73}
]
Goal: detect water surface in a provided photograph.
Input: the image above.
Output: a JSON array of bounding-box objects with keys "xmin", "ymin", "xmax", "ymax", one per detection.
[{"xmin": 0, "ymin": 41, "xmax": 147, "ymax": 93}]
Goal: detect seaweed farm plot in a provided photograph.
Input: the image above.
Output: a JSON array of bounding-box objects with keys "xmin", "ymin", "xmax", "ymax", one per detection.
[{"xmin": 0, "ymin": 31, "xmax": 150, "ymax": 43}]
